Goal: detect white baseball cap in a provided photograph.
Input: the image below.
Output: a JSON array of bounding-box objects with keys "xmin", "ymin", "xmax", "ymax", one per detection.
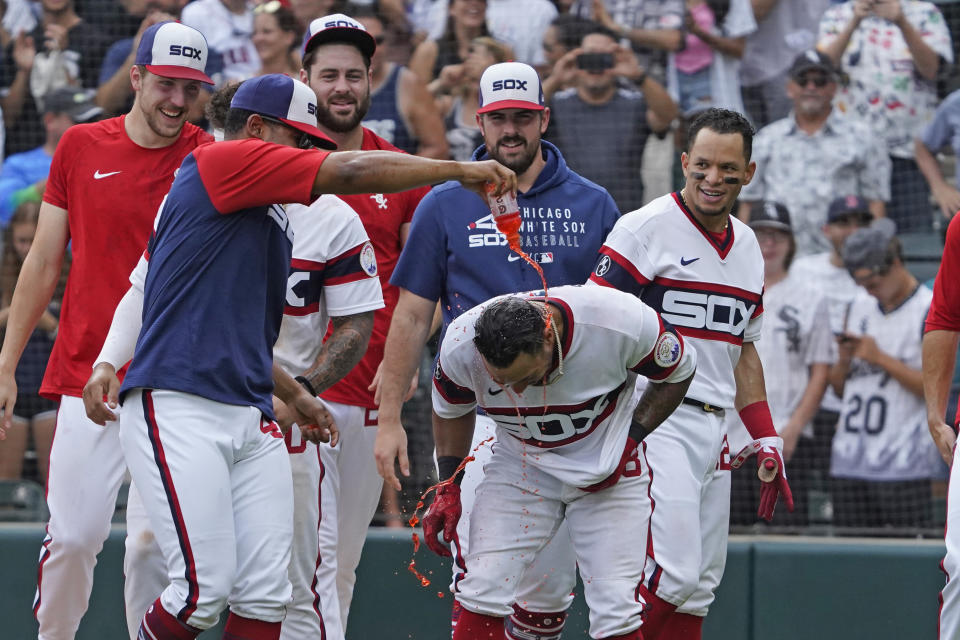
[
  {"xmin": 302, "ymin": 13, "xmax": 377, "ymax": 58},
  {"xmin": 135, "ymin": 21, "xmax": 213, "ymax": 84},
  {"xmin": 230, "ymin": 74, "xmax": 337, "ymax": 150},
  {"xmin": 477, "ymin": 62, "xmax": 545, "ymax": 114}
]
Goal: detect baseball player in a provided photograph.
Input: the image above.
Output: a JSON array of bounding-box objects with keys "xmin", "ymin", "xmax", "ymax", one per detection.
[
  {"xmin": 88, "ymin": 78, "xmax": 386, "ymax": 640},
  {"xmin": 0, "ymin": 22, "xmax": 214, "ymax": 639},
  {"xmin": 80, "ymin": 73, "xmax": 514, "ymax": 638},
  {"xmin": 264, "ymin": 15, "xmax": 437, "ymax": 639},
  {"xmin": 590, "ymin": 108, "xmax": 793, "ymax": 638},
  {"xmin": 830, "ymin": 220, "xmax": 941, "ymax": 527},
  {"xmin": 923, "ymin": 211, "xmax": 960, "ymax": 640},
  {"xmin": 375, "ymin": 60, "xmax": 621, "ymax": 638},
  {"xmin": 424, "ymin": 285, "xmax": 696, "ymax": 640}
]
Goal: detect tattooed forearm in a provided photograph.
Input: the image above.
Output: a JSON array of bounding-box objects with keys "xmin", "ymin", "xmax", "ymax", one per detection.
[
  {"xmin": 302, "ymin": 311, "xmax": 375, "ymax": 393},
  {"xmin": 631, "ymin": 374, "xmax": 693, "ymax": 435}
]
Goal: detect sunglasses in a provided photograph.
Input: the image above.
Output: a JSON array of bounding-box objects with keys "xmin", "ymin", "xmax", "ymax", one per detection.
[
  {"xmin": 260, "ymin": 115, "xmax": 314, "ymax": 149},
  {"xmin": 794, "ymin": 72, "xmax": 831, "ymax": 88}
]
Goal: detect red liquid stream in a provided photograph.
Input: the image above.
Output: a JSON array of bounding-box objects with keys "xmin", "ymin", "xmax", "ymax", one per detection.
[
  {"xmin": 494, "ymin": 213, "xmax": 551, "ymax": 335},
  {"xmin": 406, "ymin": 437, "xmax": 496, "ymax": 588}
]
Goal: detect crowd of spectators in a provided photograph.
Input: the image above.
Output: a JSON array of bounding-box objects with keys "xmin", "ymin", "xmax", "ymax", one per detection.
[{"xmin": 0, "ymin": 0, "xmax": 958, "ymax": 534}]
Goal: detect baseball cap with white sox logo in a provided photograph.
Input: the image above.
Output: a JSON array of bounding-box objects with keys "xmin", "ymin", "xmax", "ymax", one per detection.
[
  {"xmin": 477, "ymin": 62, "xmax": 545, "ymax": 114},
  {"xmin": 230, "ymin": 74, "xmax": 338, "ymax": 150},
  {"xmin": 302, "ymin": 13, "xmax": 377, "ymax": 58},
  {"xmin": 135, "ymin": 21, "xmax": 214, "ymax": 84}
]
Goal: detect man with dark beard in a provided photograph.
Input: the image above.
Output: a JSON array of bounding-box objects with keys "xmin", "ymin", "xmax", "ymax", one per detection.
[
  {"xmin": 284, "ymin": 14, "xmax": 435, "ymax": 640},
  {"xmin": 375, "ymin": 61, "xmax": 620, "ymax": 639}
]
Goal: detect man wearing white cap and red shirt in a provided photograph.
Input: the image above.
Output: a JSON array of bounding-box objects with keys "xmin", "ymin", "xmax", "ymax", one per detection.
[
  {"xmin": 0, "ymin": 21, "xmax": 213, "ymax": 640},
  {"xmin": 80, "ymin": 72, "xmax": 515, "ymax": 639},
  {"xmin": 376, "ymin": 60, "xmax": 620, "ymax": 639}
]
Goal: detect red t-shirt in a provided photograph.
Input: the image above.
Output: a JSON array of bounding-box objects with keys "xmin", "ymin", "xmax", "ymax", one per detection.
[
  {"xmin": 40, "ymin": 116, "xmax": 212, "ymax": 400},
  {"xmin": 321, "ymin": 128, "xmax": 430, "ymax": 408}
]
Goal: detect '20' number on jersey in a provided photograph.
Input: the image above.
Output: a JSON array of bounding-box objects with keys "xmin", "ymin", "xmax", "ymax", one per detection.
[{"xmin": 843, "ymin": 394, "xmax": 887, "ymax": 435}]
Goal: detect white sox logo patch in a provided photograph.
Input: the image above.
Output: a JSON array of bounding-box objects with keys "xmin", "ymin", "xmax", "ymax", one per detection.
[{"xmin": 370, "ymin": 193, "xmax": 388, "ymax": 210}]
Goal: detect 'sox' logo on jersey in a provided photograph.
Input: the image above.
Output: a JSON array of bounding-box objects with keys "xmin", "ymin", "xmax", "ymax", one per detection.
[
  {"xmin": 492, "ymin": 79, "xmax": 528, "ymax": 91},
  {"xmin": 168, "ymin": 44, "xmax": 203, "ymax": 60},
  {"xmin": 491, "ymin": 386, "xmax": 619, "ymax": 446},
  {"xmin": 467, "ymin": 213, "xmax": 507, "ymax": 247},
  {"xmin": 370, "ymin": 193, "xmax": 388, "ymax": 210},
  {"xmin": 661, "ymin": 290, "xmax": 755, "ymax": 337}
]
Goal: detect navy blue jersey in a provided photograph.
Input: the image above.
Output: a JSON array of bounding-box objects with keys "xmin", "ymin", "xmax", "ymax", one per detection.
[
  {"xmin": 121, "ymin": 139, "xmax": 329, "ymax": 417},
  {"xmin": 391, "ymin": 141, "xmax": 620, "ymax": 325}
]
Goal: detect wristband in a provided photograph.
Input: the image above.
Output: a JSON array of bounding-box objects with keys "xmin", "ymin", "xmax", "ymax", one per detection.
[
  {"xmin": 739, "ymin": 400, "xmax": 777, "ymax": 440},
  {"xmin": 628, "ymin": 419, "xmax": 649, "ymax": 443},
  {"xmin": 437, "ymin": 455, "xmax": 465, "ymax": 485},
  {"xmin": 295, "ymin": 375, "xmax": 317, "ymax": 397}
]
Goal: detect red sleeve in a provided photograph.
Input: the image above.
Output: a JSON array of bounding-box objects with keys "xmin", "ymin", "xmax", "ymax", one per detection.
[
  {"xmin": 43, "ymin": 126, "xmax": 81, "ymax": 209},
  {"xmin": 194, "ymin": 139, "xmax": 329, "ymax": 213},
  {"xmin": 927, "ymin": 215, "xmax": 960, "ymax": 333}
]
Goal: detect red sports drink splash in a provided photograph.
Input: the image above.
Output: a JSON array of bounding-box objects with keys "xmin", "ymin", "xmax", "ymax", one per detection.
[{"xmin": 483, "ymin": 183, "xmax": 550, "ymax": 313}]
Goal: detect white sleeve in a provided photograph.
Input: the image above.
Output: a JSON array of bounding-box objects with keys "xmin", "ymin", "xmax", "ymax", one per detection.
[
  {"xmin": 94, "ymin": 281, "xmax": 143, "ymax": 370},
  {"xmin": 431, "ymin": 322, "xmax": 478, "ymax": 419}
]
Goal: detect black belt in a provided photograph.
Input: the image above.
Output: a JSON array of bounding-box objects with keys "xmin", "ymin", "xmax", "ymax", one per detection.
[{"xmin": 682, "ymin": 397, "xmax": 725, "ymax": 416}]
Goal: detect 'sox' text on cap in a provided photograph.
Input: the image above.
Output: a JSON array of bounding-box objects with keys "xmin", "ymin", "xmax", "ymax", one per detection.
[
  {"xmin": 135, "ymin": 21, "xmax": 214, "ymax": 84},
  {"xmin": 230, "ymin": 74, "xmax": 337, "ymax": 150},
  {"xmin": 477, "ymin": 62, "xmax": 545, "ymax": 114},
  {"xmin": 302, "ymin": 13, "xmax": 377, "ymax": 58}
]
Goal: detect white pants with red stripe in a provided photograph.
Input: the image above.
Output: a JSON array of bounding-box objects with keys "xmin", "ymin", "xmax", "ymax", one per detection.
[
  {"xmin": 120, "ymin": 389, "xmax": 293, "ymax": 630},
  {"xmin": 939, "ymin": 448, "xmax": 960, "ymax": 639},
  {"xmin": 34, "ymin": 395, "xmax": 129, "ymax": 640},
  {"xmin": 281, "ymin": 401, "xmax": 383, "ymax": 640},
  {"xmin": 453, "ymin": 415, "xmax": 576, "ymax": 614},
  {"xmin": 640, "ymin": 403, "xmax": 731, "ymax": 617},
  {"xmin": 456, "ymin": 436, "xmax": 651, "ymax": 639}
]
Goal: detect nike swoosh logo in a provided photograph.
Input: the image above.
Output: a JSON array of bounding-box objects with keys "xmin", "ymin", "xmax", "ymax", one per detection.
[
  {"xmin": 508, "ymin": 254, "xmax": 520, "ymax": 262},
  {"xmin": 680, "ymin": 257, "xmax": 700, "ymax": 266},
  {"xmin": 488, "ymin": 387, "xmax": 504, "ymax": 396},
  {"xmin": 94, "ymin": 170, "xmax": 121, "ymax": 180}
]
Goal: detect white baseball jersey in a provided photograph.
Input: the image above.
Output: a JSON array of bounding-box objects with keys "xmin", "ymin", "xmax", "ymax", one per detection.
[
  {"xmin": 432, "ymin": 284, "xmax": 696, "ymax": 489},
  {"xmin": 273, "ymin": 196, "xmax": 384, "ymax": 374},
  {"xmin": 590, "ymin": 192, "xmax": 764, "ymax": 410},
  {"xmin": 181, "ymin": 0, "xmax": 259, "ymax": 81},
  {"xmin": 830, "ymin": 285, "xmax": 941, "ymax": 481},
  {"xmin": 275, "ymin": 196, "xmax": 382, "ymax": 640},
  {"xmin": 790, "ymin": 251, "xmax": 865, "ymax": 412},
  {"xmin": 727, "ymin": 272, "xmax": 835, "ymax": 453}
]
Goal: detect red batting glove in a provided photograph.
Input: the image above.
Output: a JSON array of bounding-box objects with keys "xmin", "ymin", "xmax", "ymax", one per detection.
[
  {"xmin": 422, "ymin": 483, "xmax": 462, "ymax": 557},
  {"xmin": 731, "ymin": 436, "xmax": 795, "ymax": 521}
]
